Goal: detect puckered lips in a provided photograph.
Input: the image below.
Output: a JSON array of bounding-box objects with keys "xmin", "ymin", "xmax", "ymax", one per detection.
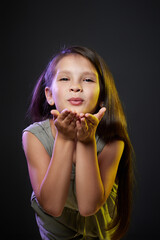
[{"xmin": 68, "ymin": 97, "xmax": 84, "ymax": 106}]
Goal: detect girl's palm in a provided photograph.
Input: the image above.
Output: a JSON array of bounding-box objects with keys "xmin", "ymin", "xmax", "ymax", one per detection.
[{"xmin": 76, "ymin": 107, "xmax": 106, "ymax": 143}]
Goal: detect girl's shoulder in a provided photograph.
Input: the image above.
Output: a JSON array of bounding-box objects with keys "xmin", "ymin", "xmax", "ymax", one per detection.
[
  {"xmin": 23, "ymin": 119, "xmax": 54, "ymax": 157},
  {"xmin": 23, "ymin": 119, "xmax": 50, "ymax": 133}
]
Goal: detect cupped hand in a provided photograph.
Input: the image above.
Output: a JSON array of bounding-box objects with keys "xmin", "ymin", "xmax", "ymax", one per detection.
[
  {"xmin": 76, "ymin": 107, "xmax": 106, "ymax": 143},
  {"xmin": 50, "ymin": 109, "xmax": 78, "ymax": 141}
]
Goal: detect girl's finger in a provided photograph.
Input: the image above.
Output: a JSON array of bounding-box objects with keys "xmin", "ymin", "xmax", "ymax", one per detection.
[
  {"xmin": 59, "ymin": 109, "xmax": 70, "ymax": 121},
  {"xmin": 76, "ymin": 119, "xmax": 81, "ymax": 130},
  {"xmin": 70, "ymin": 117, "xmax": 77, "ymax": 128},
  {"xmin": 85, "ymin": 114, "xmax": 97, "ymax": 125},
  {"xmin": 50, "ymin": 110, "xmax": 60, "ymax": 120},
  {"xmin": 79, "ymin": 113, "xmax": 85, "ymax": 118},
  {"xmin": 76, "ymin": 119, "xmax": 86, "ymax": 139},
  {"xmin": 94, "ymin": 107, "xmax": 106, "ymax": 121},
  {"xmin": 63, "ymin": 111, "xmax": 76, "ymax": 125},
  {"xmin": 80, "ymin": 117, "xmax": 88, "ymax": 131}
]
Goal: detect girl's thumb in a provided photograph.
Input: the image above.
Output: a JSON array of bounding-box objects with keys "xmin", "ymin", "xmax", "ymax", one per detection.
[
  {"xmin": 96, "ymin": 107, "xmax": 106, "ymax": 121},
  {"xmin": 50, "ymin": 110, "xmax": 60, "ymax": 120}
]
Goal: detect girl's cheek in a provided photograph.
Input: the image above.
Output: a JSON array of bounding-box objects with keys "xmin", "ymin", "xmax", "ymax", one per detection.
[{"xmin": 91, "ymin": 87, "xmax": 100, "ymax": 100}]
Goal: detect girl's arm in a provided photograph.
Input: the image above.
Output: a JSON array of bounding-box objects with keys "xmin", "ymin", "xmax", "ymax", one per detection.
[
  {"xmin": 76, "ymin": 108, "xmax": 124, "ymax": 216},
  {"xmin": 22, "ymin": 110, "xmax": 77, "ymax": 217}
]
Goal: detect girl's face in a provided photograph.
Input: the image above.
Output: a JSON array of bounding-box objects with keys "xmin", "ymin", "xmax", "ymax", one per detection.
[{"xmin": 45, "ymin": 54, "xmax": 100, "ymax": 114}]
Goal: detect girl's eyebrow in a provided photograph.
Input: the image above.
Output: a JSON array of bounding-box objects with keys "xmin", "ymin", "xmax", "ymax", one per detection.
[
  {"xmin": 81, "ymin": 71, "xmax": 98, "ymax": 77},
  {"xmin": 57, "ymin": 70, "xmax": 97, "ymax": 77}
]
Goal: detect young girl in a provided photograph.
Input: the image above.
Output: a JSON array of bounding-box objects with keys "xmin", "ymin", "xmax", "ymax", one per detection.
[{"xmin": 22, "ymin": 46, "xmax": 134, "ymax": 240}]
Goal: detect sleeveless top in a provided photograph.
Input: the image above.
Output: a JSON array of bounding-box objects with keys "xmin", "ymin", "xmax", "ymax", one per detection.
[{"xmin": 23, "ymin": 119, "xmax": 118, "ymax": 239}]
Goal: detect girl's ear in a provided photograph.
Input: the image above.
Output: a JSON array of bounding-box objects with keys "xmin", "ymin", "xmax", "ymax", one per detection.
[{"xmin": 45, "ymin": 87, "xmax": 55, "ymax": 106}]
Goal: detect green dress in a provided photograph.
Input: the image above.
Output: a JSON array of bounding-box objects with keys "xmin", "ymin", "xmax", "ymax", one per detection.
[{"xmin": 23, "ymin": 119, "xmax": 118, "ymax": 240}]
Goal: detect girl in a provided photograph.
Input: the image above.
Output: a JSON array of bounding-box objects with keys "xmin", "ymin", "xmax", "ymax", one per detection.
[{"xmin": 22, "ymin": 46, "xmax": 134, "ymax": 240}]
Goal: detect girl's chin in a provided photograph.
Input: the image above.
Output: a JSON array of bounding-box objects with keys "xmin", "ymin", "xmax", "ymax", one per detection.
[
  {"xmin": 67, "ymin": 107, "xmax": 96, "ymax": 114},
  {"xmin": 58, "ymin": 105, "xmax": 97, "ymax": 114},
  {"xmin": 58, "ymin": 107, "xmax": 86, "ymax": 114},
  {"xmin": 68, "ymin": 108, "xmax": 85, "ymax": 114}
]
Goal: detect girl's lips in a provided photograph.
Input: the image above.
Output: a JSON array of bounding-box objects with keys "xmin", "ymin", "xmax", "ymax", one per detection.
[{"xmin": 68, "ymin": 98, "xmax": 84, "ymax": 106}]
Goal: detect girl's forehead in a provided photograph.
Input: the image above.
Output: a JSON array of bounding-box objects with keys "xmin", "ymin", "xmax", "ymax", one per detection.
[{"xmin": 55, "ymin": 54, "xmax": 98, "ymax": 75}]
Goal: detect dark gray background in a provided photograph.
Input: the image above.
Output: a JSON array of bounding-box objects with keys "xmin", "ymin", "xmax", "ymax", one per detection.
[{"xmin": 2, "ymin": 0, "xmax": 160, "ymax": 239}]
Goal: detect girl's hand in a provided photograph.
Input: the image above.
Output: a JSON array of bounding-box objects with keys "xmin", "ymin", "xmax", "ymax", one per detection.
[
  {"xmin": 50, "ymin": 109, "xmax": 78, "ymax": 141},
  {"xmin": 76, "ymin": 107, "xmax": 106, "ymax": 143}
]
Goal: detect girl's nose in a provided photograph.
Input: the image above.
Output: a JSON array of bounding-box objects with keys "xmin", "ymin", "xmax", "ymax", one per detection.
[{"xmin": 70, "ymin": 84, "xmax": 83, "ymax": 92}]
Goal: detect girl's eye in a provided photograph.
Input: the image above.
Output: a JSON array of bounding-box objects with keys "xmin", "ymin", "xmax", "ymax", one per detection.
[
  {"xmin": 60, "ymin": 78, "xmax": 69, "ymax": 81},
  {"xmin": 84, "ymin": 78, "xmax": 94, "ymax": 82}
]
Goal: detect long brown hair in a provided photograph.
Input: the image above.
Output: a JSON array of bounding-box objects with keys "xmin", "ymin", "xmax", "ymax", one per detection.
[{"xmin": 28, "ymin": 46, "xmax": 135, "ymax": 240}]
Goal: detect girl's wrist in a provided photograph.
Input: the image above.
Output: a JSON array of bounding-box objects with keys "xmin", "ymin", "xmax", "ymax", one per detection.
[
  {"xmin": 77, "ymin": 135, "xmax": 96, "ymax": 145},
  {"xmin": 56, "ymin": 132, "xmax": 76, "ymax": 143}
]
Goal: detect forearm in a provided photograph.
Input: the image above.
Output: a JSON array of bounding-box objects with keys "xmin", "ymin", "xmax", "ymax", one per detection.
[
  {"xmin": 76, "ymin": 138, "xmax": 104, "ymax": 216},
  {"xmin": 39, "ymin": 134, "xmax": 74, "ymax": 216}
]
